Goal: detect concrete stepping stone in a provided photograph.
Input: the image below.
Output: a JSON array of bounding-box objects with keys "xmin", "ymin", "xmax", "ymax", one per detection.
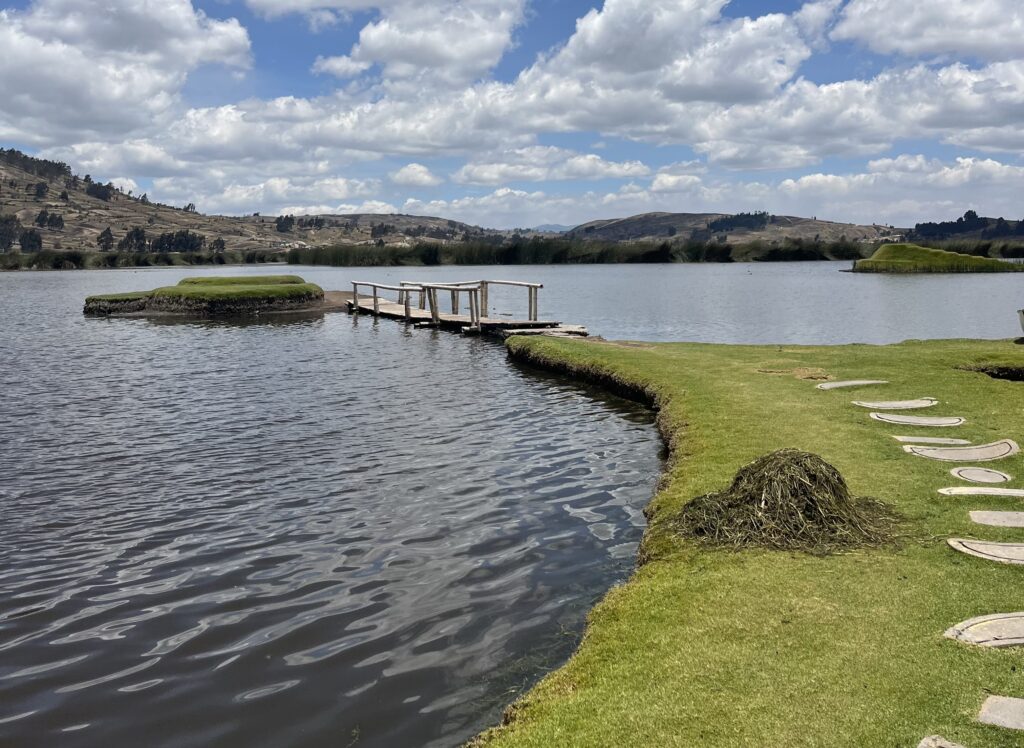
[
  {"xmin": 854, "ymin": 397, "xmax": 938, "ymax": 410},
  {"xmin": 948, "ymin": 538, "xmax": 1024, "ymax": 565},
  {"xmin": 905, "ymin": 440, "xmax": 1020, "ymax": 463},
  {"xmin": 871, "ymin": 413, "xmax": 965, "ymax": 427},
  {"xmin": 817, "ymin": 380, "xmax": 888, "ymax": 390},
  {"xmin": 918, "ymin": 737, "xmax": 966, "ymax": 748},
  {"xmin": 945, "ymin": 612, "xmax": 1024, "ymax": 647},
  {"xmin": 971, "ymin": 511, "xmax": 1024, "ymax": 528},
  {"xmin": 951, "ymin": 467, "xmax": 1013, "ymax": 484},
  {"xmin": 940, "ymin": 487, "xmax": 1024, "ymax": 497},
  {"xmin": 894, "ymin": 436, "xmax": 972, "ymax": 445},
  {"xmin": 979, "ymin": 695, "xmax": 1024, "ymax": 731},
  {"xmin": 918, "ymin": 737, "xmax": 967, "ymax": 748}
]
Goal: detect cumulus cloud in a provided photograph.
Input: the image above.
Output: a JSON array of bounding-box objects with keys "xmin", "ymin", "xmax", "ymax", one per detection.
[
  {"xmin": 453, "ymin": 146, "xmax": 649, "ymax": 184},
  {"xmin": 0, "ymin": 0, "xmax": 250, "ymax": 145},
  {"xmin": 833, "ymin": 0, "xmax": 1024, "ymax": 61},
  {"xmin": 390, "ymin": 163, "xmax": 443, "ymax": 186}
]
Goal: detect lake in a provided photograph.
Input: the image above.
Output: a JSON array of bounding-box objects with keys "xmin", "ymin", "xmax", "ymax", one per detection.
[{"xmin": 0, "ymin": 261, "xmax": 1021, "ymax": 747}]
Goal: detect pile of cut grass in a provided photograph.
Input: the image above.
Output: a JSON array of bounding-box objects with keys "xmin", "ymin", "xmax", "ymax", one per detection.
[
  {"xmin": 676, "ymin": 448, "xmax": 897, "ymax": 553},
  {"xmin": 177, "ymin": 275, "xmax": 305, "ymax": 286},
  {"xmin": 853, "ymin": 243, "xmax": 1024, "ymax": 273}
]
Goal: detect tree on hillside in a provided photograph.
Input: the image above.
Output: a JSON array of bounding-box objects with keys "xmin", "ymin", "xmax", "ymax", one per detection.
[
  {"xmin": 0, "ymin": 214, "xmax": 21, "ymax": 252},
  {"xmin": 86, "ymin": 182, "xmax": 115, "ymax": 201},
  {"xmin": 151, "ymin": 229, "xmax": 205, "ymax": 253},
  {"xmin": 33, "ymin": 182, "xmax": 49, "ymax": 200},
  {"xmin": 117, "ymin": 226, "xmax": 147, "ymax": 252},
  {"xmin": 47, "ymin": 213, "xmax": 64, "ymax": 230},
  {"xmin": 19, "ymin": 229, "xmax": 42, "ymax": 252},
  {"xmin": 97, "ymin": 227, "xmax": 114, "ymax": 251},
  {"xmin": 59, "ymin": 190, "xmax": 69, "ymax": 201},
  {"xmin": 140, "ymin": 193, "xmax": 150, "ymax": 204},
  {"xmin": 183, "ymin": 203, "xmax": 197, "ymax": 213},
  {"xmin": 211, "ymin": 237, "xmax": 226, "ymax": 253},
  {"xmin": 35, "ymin": 209, "xmax": 50, "ymax": 227},
  {"xmin": 275, "ymin": 215, "xmax": 295, "ymax": 233}
]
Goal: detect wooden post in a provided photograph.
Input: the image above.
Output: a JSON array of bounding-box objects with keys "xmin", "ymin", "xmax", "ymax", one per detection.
[
  {"xmin": 352, "ymin": 282, "xmax": 359, "ymax": 314},
  {"xmin": 404, "ymin": 292, "xmax": 411, "ymax": 320},
  {"xmin": 480, "ymin": 281, "xmax": 489, "ymax": 320},
  {"xmin": 398, "ymin": 289, "xmax": 406, "ymax": 305},
  {"xmin": 533, "ymin": 286, "xmax": 539, "ymax": 321},
  {"xmin": 372, "ymin": 285, "xmax": 380, "ymax": 315},
  {"xmin": 418, "ymin": 290, "xmax": 426, "ymax": 310},
  {"xmin": 469, "ymin": 289, "xmax": 479, "ymax": 328},
  {"xmin": 527, "ymin": 287, "xmax": 537, "ymax": 321},
  {"xmin": 429, "ymin": 288, "xmax": 440, "ymax": 324},
  {"xmin": 450, "ymin": 289, "xmax": 458, "ymax": 315}
]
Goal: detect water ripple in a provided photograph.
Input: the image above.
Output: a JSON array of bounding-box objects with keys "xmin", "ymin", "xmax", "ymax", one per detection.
[{"xmin": 0, "ymin": 268, "xmax": 662, "ymax": 748}]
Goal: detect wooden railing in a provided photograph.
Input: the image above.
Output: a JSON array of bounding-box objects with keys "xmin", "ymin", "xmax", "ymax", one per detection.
[
  {"xmin": 352, "ymin": 281, "xmax": 424, "ymax": 320},
  {"xmin": 353, "ymin": 279, "xmax": 544, "ymax": 329}
]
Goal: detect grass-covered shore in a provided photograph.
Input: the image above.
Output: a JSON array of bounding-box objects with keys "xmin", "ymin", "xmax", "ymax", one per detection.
[
  {"xmin": 476, "ymin": 336, "xmax": 1024, "ymax": 747},
  {"xmin": 854, "ymin": 243, "xmax": 1024, "ymax": 273}
]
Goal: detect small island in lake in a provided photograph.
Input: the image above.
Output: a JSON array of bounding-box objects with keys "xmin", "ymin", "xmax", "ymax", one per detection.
[
  {"xmin": 853, "ymin": 243, "xmax": 1024, "ymax": 273},
  {"xmin": 83, "ymin": 275, "xmax": 345, "ymax": 317}
]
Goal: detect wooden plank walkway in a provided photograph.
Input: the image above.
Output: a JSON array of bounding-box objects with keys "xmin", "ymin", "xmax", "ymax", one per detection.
[{"xmin": 346, "ymin": 279, "xmax": 588, "ymax": 338}]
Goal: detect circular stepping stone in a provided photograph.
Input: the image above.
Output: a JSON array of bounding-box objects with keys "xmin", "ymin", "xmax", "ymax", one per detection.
[
  {"xmin": 971, "ymin": 511, "xmax": 1024, "ymax": 528},
  {"xmin": 905, "ymin": 440, "xmax": 1020, "ymax": 463},
  {"xmin": 871, "ymin": 413, "xmax": 965, "ymax": 427},
  {"xmin": 979, "ymin": 695, "xmax": 1024, "ymax": 731},
  {"xmin": 948, "ymin": 538, "xmax": 1024, "ymax": 565},
  {"xmin": 951, "ymin": 467, "xmax": 1013, "ymax": 484},
  {"xmin": 918, "ymin": 737, "xmax": 966, "ymax": 748},
  {"xmin": 940, "ymin": 487, "xmax": 1024, "ymax": 497},
  {"xmin": 894, "ymin": 436, "xmax": 972, "ymax": 445},
  {"xmin": 817, "ymin": 380, "xmax": 888, "ymax": 390},
  {"xmin": 854, "ymin": 397, "xmax": 938, "ymax": 410},
  {"xmin": 945, "ymin": 612, "xmax": 1024, "ymax": 647}
]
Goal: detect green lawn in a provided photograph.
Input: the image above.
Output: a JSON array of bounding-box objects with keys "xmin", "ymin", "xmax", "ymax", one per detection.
[
  {"xmin": 475, "ymin": 336, "xmax": 1024, "ymax": 747},
  {"xmin": 854, "ymin": 244, "xmax": 1024, "ymax": 273}
]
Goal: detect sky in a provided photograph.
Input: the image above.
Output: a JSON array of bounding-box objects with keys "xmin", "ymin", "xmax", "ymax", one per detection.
[{"xmin": 1, "ymin": 0, "xmax": 1024, "ymax": 229}]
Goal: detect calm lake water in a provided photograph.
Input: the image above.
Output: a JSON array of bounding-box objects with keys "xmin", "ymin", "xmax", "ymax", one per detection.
[{"xmin": 1, "ymin": 261, "xmax": 1021, "ymax": 747}]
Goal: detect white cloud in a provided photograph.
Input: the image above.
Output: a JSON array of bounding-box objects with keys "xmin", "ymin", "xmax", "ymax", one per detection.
[
  {"xmin": 390, "ymin": 163, "xmax": 442, "ymax": 186},
  {"xmin": 454, "ymin": 146, "xmax": 649, "ymax": 184},
  {"xmin": 312, "ymin": 55, "xmax": 371, "ymax": 78},
  {"xmin": 0, "ymin": 0, "xmax": 250, "ymax": 145},
  {"xmin": 833, "ymin": 0, "xmax": 1024, "ymax": 61}
]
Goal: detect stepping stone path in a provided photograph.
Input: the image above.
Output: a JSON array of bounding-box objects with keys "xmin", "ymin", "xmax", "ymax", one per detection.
[
  {"xmin": 853, "ymin": 397, "xmax": 938, "ymax": 410},
  {"xmin": 948, "ymin": 539, "xmax": 1024, "ymax": 566},
  {"xmin": 917, "ymin": 737, "xmax": 966, "ymax": 748},
  {"xmin": 903, "ymin": 440, "xmax": 1020, "ymax": 463},
  {"xmin": 816, "ymin": 379, "xmax": 888, "ymax": 390},
  {"xmin": 950, "ymin": 467, "xmax": 1012, "ymax": 483},
  {"xmin": 894, "ymin": 436, "xmax": 972, "ymax": 445},
  {"xmin": 870, "ymin": 413, "xmax": 965, "ymax": 427},
  {"xmin": 821, "ymin": 374, "xmax": 1023, "ymax": 739},
  {"xmin": 971, "ymin": 511, "xmax": 1024, "ymax": 528},
  {"xmin": 945, "ymin": 612, "xmax": 1024, "ymax": 648},
  {"xmin": 979, "ymin": 695, "xmax": 1024, "ymax": 731},
  {"xmin": 940, "ymin": 486, "xmax": 1024, "ymax": 497}
]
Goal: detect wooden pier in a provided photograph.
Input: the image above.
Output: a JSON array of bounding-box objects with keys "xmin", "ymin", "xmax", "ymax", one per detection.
[{"xmin": 347, "ymin": 279, "xmax": 588, "ymax": 338}]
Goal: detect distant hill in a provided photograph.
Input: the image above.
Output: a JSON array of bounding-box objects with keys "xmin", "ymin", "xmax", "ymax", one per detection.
[
  {"xmin": 532, "ymin": 224, "xmax": 576, "ymax": 234},
  {"xmin": 0, "ymin": 149, "xmax": 503, "ymax": 254},
  {"xmin": 567, "ymin": 211, "xmax": 897, "ymax": 249}
]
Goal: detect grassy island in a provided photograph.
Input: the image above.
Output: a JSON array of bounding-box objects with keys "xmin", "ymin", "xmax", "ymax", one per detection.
[
  {"xmin": 854, "ymin": 243, "xmax": 1024, "ymax": 273},
  {"xmin": 476, "ymin": 336, "xmax": 1024, "ymax": 747},
  {"xmin": 84, "ymin": 275, "xmax": 327, "ymax": 316}
]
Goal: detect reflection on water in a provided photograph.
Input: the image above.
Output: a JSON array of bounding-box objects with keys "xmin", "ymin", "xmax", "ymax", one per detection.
[{"xmin": 0, "ymin": 269, "xmax": 662, "ymax": 748}]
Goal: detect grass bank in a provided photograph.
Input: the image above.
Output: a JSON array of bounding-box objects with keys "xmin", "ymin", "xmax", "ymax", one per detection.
[
  {"xmin": 854, "ymin": 243, "xmax": 1024, "ymax": 273},
  {"xmin": 84, "ymin": 275, "xmax": 324, "ymax": 315},
  {"xmin": 476, "ymin": 336, "xmax": 1024, "ymax": 747}
]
